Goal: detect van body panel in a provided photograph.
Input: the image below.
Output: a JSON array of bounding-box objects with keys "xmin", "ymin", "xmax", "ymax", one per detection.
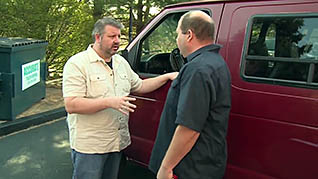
[
  {"xmin": 123, "ymin": 0, "xmax": 318, "ymax": 178},
  {"xmin": 220, "ymin": 2, "xmax": 318, "ymax": 178},
  {"xmin": 125, "ymin": 3, "xmax": 225, "ymax": 167}
]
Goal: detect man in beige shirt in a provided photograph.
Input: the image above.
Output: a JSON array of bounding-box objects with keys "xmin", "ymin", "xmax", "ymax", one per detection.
[{"xmin": 63, "ymin": 17, "xmax": 177, "ymax": 179}]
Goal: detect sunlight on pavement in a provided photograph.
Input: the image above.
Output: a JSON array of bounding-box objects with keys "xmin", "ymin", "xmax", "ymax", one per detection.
[
  {"xmin": 53, "ymin": 140, "xmax": 70, "ymax": 149},
  {"xmin": 53, "ymin": 130, "xmax": 70, "ymax": 151},
  {"xmin": 4, "ymin": 153, "xmax": 31, "ymax": 175},
  {"xmin": 6, "ymin": 154, "xmax": 30, "ymax": 165}
]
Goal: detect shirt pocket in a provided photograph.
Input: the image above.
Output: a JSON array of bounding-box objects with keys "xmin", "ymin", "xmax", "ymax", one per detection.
[
  {"xmin": 88, "ymin": 74, "xmax": 109, "ymax": 98},
  {"xmin": 117, "ymin": 72, "xmax": 131, "ymax": 96}
]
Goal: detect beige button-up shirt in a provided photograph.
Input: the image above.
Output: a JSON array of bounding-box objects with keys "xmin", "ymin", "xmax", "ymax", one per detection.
[{"xmin": 62, "ymin": 45, "xmax": 142, "ymax": 154}]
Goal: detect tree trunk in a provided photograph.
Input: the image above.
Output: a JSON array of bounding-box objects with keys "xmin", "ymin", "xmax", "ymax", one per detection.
[
  {"xmin": 136, "ymin": 0, "xmax": 144, "ymax": 34},
  {"xmin": 93, "ymin": 0, "xmax": 105, "ymax": 22}
]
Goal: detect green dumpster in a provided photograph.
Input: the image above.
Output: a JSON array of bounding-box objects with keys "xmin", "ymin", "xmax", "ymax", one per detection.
[{"xmin": 0, "ymin": 37, "xmax": 48, "ymax": 120}]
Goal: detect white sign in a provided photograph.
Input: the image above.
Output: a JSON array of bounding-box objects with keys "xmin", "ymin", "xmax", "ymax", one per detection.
[{"xmin": 22, "ymin": 59, "xmax": 40, "ymax": 91}]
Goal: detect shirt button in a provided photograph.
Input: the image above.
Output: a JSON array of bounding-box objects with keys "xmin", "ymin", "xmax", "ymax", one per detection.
[{"xmin": 110, "ymin": 74, "xmax": 113, "ymax": 76}]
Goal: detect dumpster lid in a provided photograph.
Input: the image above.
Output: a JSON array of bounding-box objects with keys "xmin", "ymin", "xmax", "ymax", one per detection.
[{"xmin": 0, "ymin": 37, "xmax": 47, "ymax": 48}]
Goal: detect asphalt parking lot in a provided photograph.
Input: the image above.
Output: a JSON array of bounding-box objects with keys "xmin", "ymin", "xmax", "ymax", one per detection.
[{"xmin": 0, "ymin": 117, "xmax": 155, "ymax": 179}]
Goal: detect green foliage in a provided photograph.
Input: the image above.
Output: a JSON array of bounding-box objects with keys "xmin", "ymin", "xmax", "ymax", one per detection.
[
  {"xmin": 0, "ymin": 0, "xmax": 192, "ymax": 80},
  {"xmin": 0, "ymin": 0, "xmax": 94, "ymax": 79},
  {"xmin": 0, "ymin": 0, "xmax": 50, "ymax": 38},
  {"xmin": 46, "ymin": 0, "xmax": 94, "ymax": 79},
  {"xmin": 142, "ymin": 12, "xmax": 183, "ymax": 55}
]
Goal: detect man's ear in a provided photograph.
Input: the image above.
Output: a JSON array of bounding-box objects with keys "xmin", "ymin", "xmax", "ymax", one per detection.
[
  {"xmin": 95, "ymin": 34, "xmax": 101, "ymax": 43},
  {"xmin": 187, "ymin": 29, "xmax": 193, "ymax": 42}
]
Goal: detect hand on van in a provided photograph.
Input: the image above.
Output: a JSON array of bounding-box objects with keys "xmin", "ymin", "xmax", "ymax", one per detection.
[
  {"xmin": 167, "ymin": 72, "xmax": 179, "ymax": 80},
  {"xmin": 134, "ymin": 72, "xmax": 179, "ymax": 94}
]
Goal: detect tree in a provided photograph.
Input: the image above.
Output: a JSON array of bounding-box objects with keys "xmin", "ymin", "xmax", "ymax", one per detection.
[
  {"xmin": 0, "ymin": 0, "xmax": 192, "ymax": 80},
  {"xmin": 0, "ymin": 0, "xmax": 94, "ymax": 79},
  {"xmin": 45, "ymin": 0, "xmax": 94, "ymax": 79}
]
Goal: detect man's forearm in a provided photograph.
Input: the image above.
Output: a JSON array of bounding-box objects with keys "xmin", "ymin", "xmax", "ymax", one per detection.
[
  {"xmin": 64, "ymin": 97, "xmax": 109, "ymax": 114},
  {"xmin": 136, "ymin": 72, "xmax": 178, "ymax": 94},
  {"xmin": 161, "ymin": 125, "xmax": 200, "ymax": 170},
  {"xmin": 64, "ymin": 96, "xmax": 137, "ymax": 115},
  {"xmin": 136, "ymin": 75, "xmax": 170, "ymax": 93}
]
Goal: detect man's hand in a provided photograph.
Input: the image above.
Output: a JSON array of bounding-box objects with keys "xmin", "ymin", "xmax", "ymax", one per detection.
[
  {"xmin": 108, "ymin": 96, "xmax": 136, "ymax": 115},
  {"xmin": 157, "ymin": 165, "xmax": 173, "ymax": 179},
  {"xmin": 167, "ymin": 72, "xmax": 179, "ymax": 81}
]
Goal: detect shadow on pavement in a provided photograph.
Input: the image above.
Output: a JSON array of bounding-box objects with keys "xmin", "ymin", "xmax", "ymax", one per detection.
[
  {"xmin": 0, "ymin": 80, "xmax": 156, "ymax": 179},
  {"xmin": 0, "ymin": 118, "xmax": 156, "ymax": 179},
  {"xmin": 0, "ymin": 118, "xmax": 72, "ymax": 179},
  {"xmin": 119, "ymin": 160, "xmax": 156, "ymax": 179}
]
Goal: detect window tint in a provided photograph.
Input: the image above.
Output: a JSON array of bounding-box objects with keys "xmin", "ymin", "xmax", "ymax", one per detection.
[{"xmin": 243, "ymin": 15, "xmax": 318, "ymax": 87}]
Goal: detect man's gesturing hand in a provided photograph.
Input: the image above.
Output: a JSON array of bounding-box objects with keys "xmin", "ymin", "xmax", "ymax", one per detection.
[{"xmin": 109, "ymin": 96, "xmax": 137, "ymax": 115}]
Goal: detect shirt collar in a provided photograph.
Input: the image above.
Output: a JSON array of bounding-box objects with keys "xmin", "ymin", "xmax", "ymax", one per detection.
[
  {"xmin": 87, "ymin": 44, "xmax": 122, "ymax": 69},
  {"xmin": 87, "ymin": 44, "xmax": 105, "ymax": 63},
  {"xmin": 186, "ymin": 44, "xmax": 222, "ymax": 62}
]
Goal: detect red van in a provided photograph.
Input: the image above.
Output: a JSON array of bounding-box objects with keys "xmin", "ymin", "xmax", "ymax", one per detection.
[{"xmin": 122, "ymin": 0, "xmax": 318, "ymax": 178}]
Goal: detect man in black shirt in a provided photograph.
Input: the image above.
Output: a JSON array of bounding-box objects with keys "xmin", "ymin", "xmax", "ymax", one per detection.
[{"xmin": 149, "ymin": 10, "xmax": 231, "ymax": 179}]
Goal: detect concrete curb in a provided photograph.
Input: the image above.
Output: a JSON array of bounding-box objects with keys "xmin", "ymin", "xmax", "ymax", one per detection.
[{"xmin": 0, "ymin": 107, "xmax": 66, "ymax": 137}]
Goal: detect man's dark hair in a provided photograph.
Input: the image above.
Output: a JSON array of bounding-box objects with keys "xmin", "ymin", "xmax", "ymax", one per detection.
[
  {"xmin": 180, "ymin": 11, "xmax": 215, "ymax": 41},
  {"xmin": 92, "ymin": 17, "xmax": 124, "ymax": 42}
]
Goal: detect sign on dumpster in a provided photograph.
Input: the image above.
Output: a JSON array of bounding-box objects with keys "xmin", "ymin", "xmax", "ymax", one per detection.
[{"xmin": 22, "ymin": 59, "xmax": 40, "ymax": 91}]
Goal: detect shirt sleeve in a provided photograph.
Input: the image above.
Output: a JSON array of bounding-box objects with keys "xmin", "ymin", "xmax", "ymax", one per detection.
[
  {"xmin": 116, "ymin": 55, "xmax": 142, "ymax": 92},
  {"xmin": 62, "ymin": 58, "xmax": 87, "ymax": 98},
  {"xmin": 127, "ymin": 64, "xmax": 142, "ymax": 92},
  {"xmin": 175, "ymin": 68, "xmax": 215, "ymax": 132}
]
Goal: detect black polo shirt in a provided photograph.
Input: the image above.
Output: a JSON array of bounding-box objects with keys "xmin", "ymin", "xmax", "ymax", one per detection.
[{"xmin": 149, "ymin": 44, "xmax": 231, "ymax": 179}]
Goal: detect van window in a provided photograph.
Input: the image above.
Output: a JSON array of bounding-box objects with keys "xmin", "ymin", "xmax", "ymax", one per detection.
[
  {"xmin": 243, "ymin": 14, "xmax": 318, "ymax": 87},
  {"xmin": 314, "ymin": 64, "xmax": 318, "ymax": 82},
  {"xmin": 138, "ymin": 13, "xmax": 184, "ymax": 74}
]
